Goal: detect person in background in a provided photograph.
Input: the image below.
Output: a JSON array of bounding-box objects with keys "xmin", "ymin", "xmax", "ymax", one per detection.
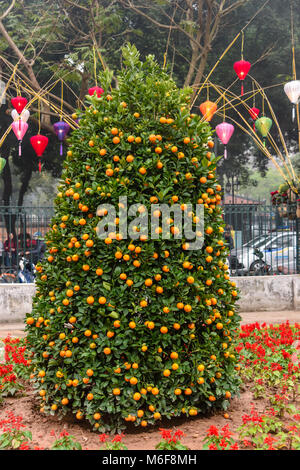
[
  {"xmin": 224, "ymin": 224, "xmax": 234, "ymax": 251},
  {"xmin": 29, "ymin": 231, "xmax": 46, "ymax": 264},
  {"xmin": 4, "ymin": 232, "xmax": 17, "ymax": 267},
  {"xmin": 0, "ymin": 239, "xmax": 3, "ymax": 271},
  {"xmin": 18, "ymin": 232, "xmax": 33, "ymax": 257}
]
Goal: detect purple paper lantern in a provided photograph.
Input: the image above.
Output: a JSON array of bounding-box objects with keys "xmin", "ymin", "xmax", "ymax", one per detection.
[
  {"xmin": 215, "ymin": 122, "xmax": 235, "ymax": 159},
  {"xmin": 53, "ymin": 121, "xmax": 70, "ymax": 156}
]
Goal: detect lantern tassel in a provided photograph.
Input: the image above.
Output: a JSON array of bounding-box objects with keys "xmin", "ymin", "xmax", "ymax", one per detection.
[
  {"xmin": 60, "ymin": 142, "xmax": 63, "ymax": 156},
  {"xmin": 39, "ymin": 159, "xmax": 41, "ymax": 173},
  {"xmin": 241, "ymin": 82, "xmax": 244, "ymax": 96},
  {"xmin": 224, "ymin": 145, "xmax": 227, "ymax": 160},
  {"xmin": 292, "ymin": 105, "xmax": 296, "ymax": 123},
  {"xmin": 19, "ymin": 141, "xmax": 22, "ymax": 157}
]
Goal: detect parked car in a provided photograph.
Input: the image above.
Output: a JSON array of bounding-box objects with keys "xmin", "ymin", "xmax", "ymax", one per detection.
[{"xmin": 229, "ymin": 231, "xmax": 296, "ymax": 274}]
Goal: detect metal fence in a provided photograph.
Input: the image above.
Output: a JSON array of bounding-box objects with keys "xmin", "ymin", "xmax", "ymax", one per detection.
[
  {"xmin": 223, "ymin": 203, "xmax": 299, "ymax": 276},
  {"xmin": 0, "ymin": 206, "xmax": 54, "ymax": 282},
  {"xmin": 0, "ymin": 203, "xmax": 299, "ymax": 282}
]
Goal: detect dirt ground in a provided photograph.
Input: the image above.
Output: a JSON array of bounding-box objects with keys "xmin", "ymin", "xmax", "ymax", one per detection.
[
  {"xmin": 0, "ymin": 309, "xmax": 299, "ymax": 450},
  {"xmin": 0, "ymin": 381, "xmax": 266, "ymax": 450}
]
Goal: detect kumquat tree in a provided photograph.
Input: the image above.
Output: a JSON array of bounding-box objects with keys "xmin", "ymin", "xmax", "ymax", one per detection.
[{"xmin": 25, "ymin": 45, "xmax": 240, "ymax": 433}]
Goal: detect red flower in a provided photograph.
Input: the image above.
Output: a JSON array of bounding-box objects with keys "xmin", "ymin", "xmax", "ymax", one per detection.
[
  {"xmin": 174, "ymin": 429, "xmax": 185, "ymax": 440},
  {"xmin": 208, "ymin": 443, "xmax": 218, "ymax": 450},
  {"xmin": 221, "ymin": 424, "xmax": 232, "ymax": 439},
  {"xmin": 207, "ymin": 425, "xmax": 219, "ymax": 437},
  {"xmin": 99, "ymin": 433, "xmax": 109, "ymax": 443},
  {"xmin": 230, "ymin": 443, "xmax": 239, "ymax": 450},
  {"xmin": 159, "ymin": 428, "xmax": 172, "ymax": 440},
  {"xmin": 243, "ymin": 439, "xmax": 252, "ymax": 447},
  {"xmin": 112, "ymin": 433, "xmax": 125, "ymax": 443},
  {"xmin": 19, "ymin": 441, "xmax": 30, "ymax": 450}
]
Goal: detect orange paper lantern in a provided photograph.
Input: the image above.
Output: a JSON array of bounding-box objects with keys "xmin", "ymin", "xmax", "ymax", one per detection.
[{"xmin": 199, "ymin": 101, "xmax": 217, "ymax": 122}]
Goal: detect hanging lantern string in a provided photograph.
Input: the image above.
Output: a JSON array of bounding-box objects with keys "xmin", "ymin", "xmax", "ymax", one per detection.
[
  {"xmin": 196, "ymin": 76, "xmax": 239, "ymax": 123},
  {"xmin": 93, "ymin": 45, "xmax": 98, "ymax": 87},
  {"xmin": 19, "ymin": 80, "xmax": 75, "ymax": 129},
  {"xmin": 1, "ymin": 51, "xmax": 86, "ymax": 116},
  {"xmin": 0, "ymin": 80, "xmax": 60, "ymax": 150},
  {"xmin": 60, "ymin": 79, "xmax": 63, "ymax": 121},
  {"xmin": 223, "ymin": 93, "xmax": 226, "ymax": 122},
  {"xmin": 241, "ymin": 31, "xmax": 244, "ymax": 60},
  {"xmin": 202, "ymin": 79, "xmax": 259, "ymax": 119},
  {"xmin": 1, "ymin": 55, "xmax": 80, "ymax": 120},
  {"xmin": 1, "ymin": 63, "xmax": 18, "ymax": 106},
  {"xmin": 250, "ymin": 73, "xmax": 297, "ymax": 182},
  {"xmin": 190, "ymin": 0, "xmax": 271, "ymax": 109},
  {"xmin": 93, "ymin": 43, "xmax": 113, "ymax": 93},
  {"xmin": 11, "ymin": 75, "xmax": 75, "ymax": 127},
  {"xmin": 163, "ymin": 3, "xmax": 177, "ymax": 70},
  {"xmin": 290, "ymin": 0, "xmax": 300, "ymax": 152},
  {"xmin": 290, "ymin": 0, "xmax": 296, "ymax": 81},
  {"xmin": 209, "ymin": 79, "xmax": 298, "ymax": 189},
  {"xmin": 37, "ymin": 100, "xmax": 42, "ymax": 133}
]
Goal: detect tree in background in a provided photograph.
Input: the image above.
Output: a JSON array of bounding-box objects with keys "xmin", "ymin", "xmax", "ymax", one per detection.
[
  {"xmin": 0, "ymin": 0, "xmax": 298, "ymax": 205},
  {"xmin": 118, "ymin": 0, "xmax": 251, "ymax": 90}
]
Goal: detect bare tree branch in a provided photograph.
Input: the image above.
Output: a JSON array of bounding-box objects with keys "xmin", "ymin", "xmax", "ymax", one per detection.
[
  {"xmin": 61, "ymin": 0, "xmax": 89, "ymax": 11},
  {"xmin": 119, "ymin": 0, "xmax": 249, "ymax": 88},
  {"xmin": 0, "ymin": 0, "xmax": 16, "ymax": 20},
  {"xmin": 0, "ymin": 20, "xmax": 40, "ymax": 89}
]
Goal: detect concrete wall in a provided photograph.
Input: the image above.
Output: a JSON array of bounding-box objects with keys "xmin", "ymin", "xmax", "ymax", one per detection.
[
  {"xmin": 233, "ymin": 275, "xmax": 298, "ymax": 312},
  {"xmin": 0, "ymin": 276, "xmax": 300, "ymax": 323},
  {"xmin": 0, "ymin": 284, "xmax": 36, "ymax": 323}
]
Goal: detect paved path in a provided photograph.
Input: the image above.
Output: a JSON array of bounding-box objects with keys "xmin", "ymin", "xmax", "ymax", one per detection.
[
  {"xmin": 240, "ymin": 310, "xmax": 300, "ymax": 325},
  {"xmin": 0, "ymin": 311, "xmax": 299, "ymax": 338},
  {"xmin": 0, "ymin": 322, "xmax": 27, "ymax": 338}
]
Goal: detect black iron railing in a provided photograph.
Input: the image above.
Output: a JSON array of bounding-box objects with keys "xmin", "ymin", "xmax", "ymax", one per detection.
[
  {"xmin": 0, "ymin": 206, "xmax": 54, "ymax": 282},
  {"xmin": 0, "ymin": 204, "xmax": 298, "ymax": 281},
  {"xmin": 223, "ymin": 203, "xmax": 298, "ymax": 276}
]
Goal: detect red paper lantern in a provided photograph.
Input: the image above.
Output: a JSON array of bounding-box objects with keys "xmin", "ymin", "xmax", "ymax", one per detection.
[
  {"xmin": 88, "ymin": 86, "xmax": 104, "ymax": 98},
  {"xmin": 11, "ymin": 96, "xmax": 28, "ymax": 114},
  {"xmin": 249, "ymin": 107, "xmax": 260, "ymax": 131},
  {"xmin": 30, "ymin": 134, "xmax": 49, "ymax": 173},
  {"xmin": 233, "ymin": 60, "xmax": 251, "ymax": 96},
  {"xmin": 249, "ymin": 107, "xmax": 260, "ymax": 120}
]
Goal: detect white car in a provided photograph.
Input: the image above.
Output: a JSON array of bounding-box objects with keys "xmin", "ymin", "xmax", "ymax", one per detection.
[{"xmin": 229, "ymin": 232, "xmax": 296, "ymax": 274}]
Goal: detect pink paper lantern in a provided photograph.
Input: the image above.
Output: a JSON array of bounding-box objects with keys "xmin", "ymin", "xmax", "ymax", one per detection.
[
  {"xmin": 215, "ymin": 122, "xmax": 235, "ymax": 159},
  {"xmin": 11, "ymin": 121, "xmax": 28, "ymax": 156}
]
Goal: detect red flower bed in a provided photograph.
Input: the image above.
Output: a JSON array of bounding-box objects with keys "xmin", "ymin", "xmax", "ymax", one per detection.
[{"xmin": 0, "ymin": 322, "xmax": 300, "ymax": 450}]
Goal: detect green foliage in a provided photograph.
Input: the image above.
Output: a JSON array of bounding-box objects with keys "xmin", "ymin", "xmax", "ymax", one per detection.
[
  {"xmin": 0, "ymin": 429, "xmax": 32, "ymax": 450},
  {"xmin": 50, "ymin": 431, "xmax": 82, "ymax": 450},
  {"xmin": 26, "ymin": 45, "xmax": 240, "ymax": 433}
]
